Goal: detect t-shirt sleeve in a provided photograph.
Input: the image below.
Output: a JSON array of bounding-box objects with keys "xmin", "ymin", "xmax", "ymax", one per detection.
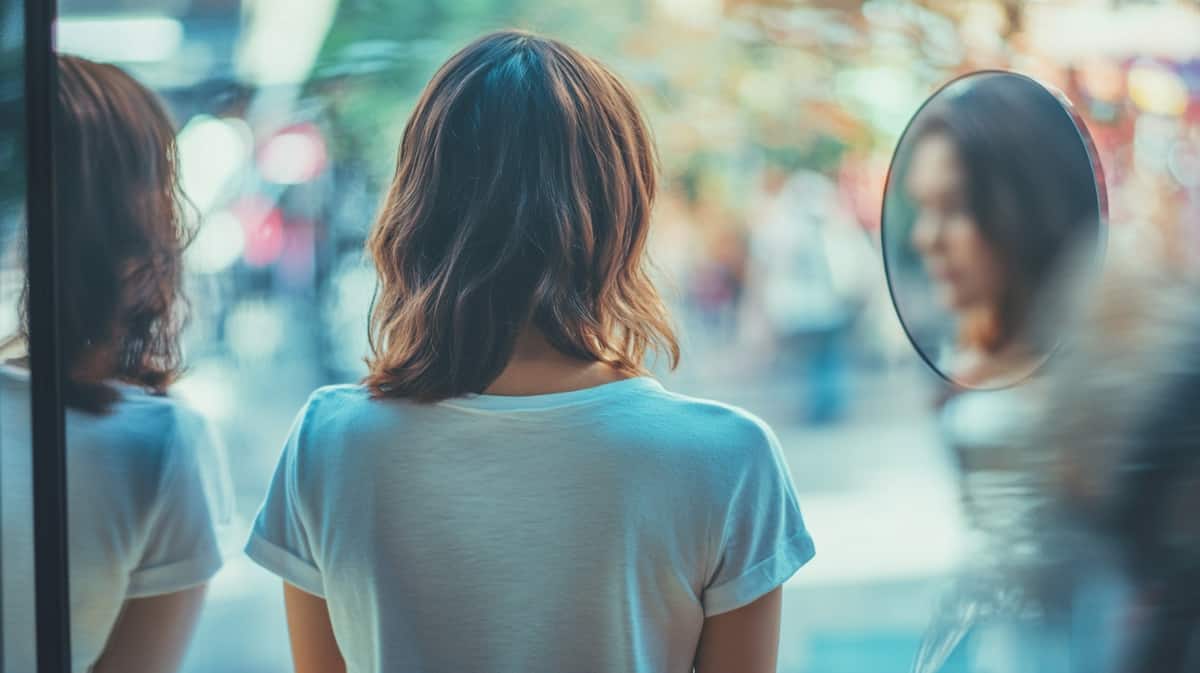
[
  {"xmin": 701, "ymin": 420, "xmax": 815, "ymax": 617},
  {"xmin": 244, "ymin": 400, "xmax": 324, "ymax": 597},
  {"xmin": 127, "ymin": 411, "xmax": 226, "ymax": 598}
]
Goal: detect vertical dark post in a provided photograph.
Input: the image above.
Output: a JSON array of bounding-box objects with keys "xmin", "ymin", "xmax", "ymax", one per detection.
[{"xmin": 23, "ymin": 0, "xmax": 68, "ymax": 671}]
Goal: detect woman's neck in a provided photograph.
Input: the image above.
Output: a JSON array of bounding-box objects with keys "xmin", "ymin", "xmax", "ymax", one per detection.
[{"xmin": 483, "ymin": 329, "xmax": 630, "ymax": 396}]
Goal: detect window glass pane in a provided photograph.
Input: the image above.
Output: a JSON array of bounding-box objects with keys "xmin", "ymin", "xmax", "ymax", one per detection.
[
  {"xmin": 51, "ymin": 4, "xmax": 239, "ymax": 670},
  {"xmin": 46, "ymin": 2, "xmax": 1200, "ymax": 672},
  {"xmin": 0, "ymin": 0, "xmax": 34, "ymax": 670}
]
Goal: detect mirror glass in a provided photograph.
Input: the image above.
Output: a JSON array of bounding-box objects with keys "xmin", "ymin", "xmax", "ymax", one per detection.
[{"xmin": 882, "ymin": 71, "xmax": 1106, "ymax": 389}]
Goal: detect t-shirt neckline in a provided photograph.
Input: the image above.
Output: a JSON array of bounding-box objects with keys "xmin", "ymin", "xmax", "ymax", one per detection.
[{"xmin": 438, "ymin": 376, "xmax": 662, "ymax": 412}]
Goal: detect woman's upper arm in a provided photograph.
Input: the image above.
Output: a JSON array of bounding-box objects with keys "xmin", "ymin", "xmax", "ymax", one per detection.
[
  {"xmin": 92, "ymin": 585, "xmax": 207, "ymax": 673},
  {"xmin": 694, "ymin": 587, "xmax": 783, "ymax": 673},
  {"xmin": 284, "ymin": 581, "xmax": 346, "ymax": 673}
]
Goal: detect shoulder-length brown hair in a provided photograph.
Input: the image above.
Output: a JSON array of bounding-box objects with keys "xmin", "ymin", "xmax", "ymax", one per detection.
[
  {"xmin": 18, "ymin": 55, "xmax": 190, "ymax": 413},
  {"xmin": 365, "ymin": 30, "xmax": 678, "ymax": 401},
  {"xmin": 912, "ymin": 74, "xmax": 1101, "ymax": 354}
]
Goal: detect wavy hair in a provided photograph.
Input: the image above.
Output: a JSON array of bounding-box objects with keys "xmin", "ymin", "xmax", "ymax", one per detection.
[
  {"xmin": 18, "ymin": 55, "xmax": 190, "ymax": 412},
  {"xmin": 365, "ymin": 30, "xmax": 679, "ymax": 401}
]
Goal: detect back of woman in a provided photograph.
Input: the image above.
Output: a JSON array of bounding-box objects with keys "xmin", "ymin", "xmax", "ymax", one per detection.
[
  {"xmin": 245, "ymin": 30, "xmax": 814, "ymax": 673},
  {"xmin": 2, "ymin": 56, "xmax": 227, "ymax": 673},
  {"xmin": 1, "ymin": 370, "xmax": 222, "ymax": 672}
]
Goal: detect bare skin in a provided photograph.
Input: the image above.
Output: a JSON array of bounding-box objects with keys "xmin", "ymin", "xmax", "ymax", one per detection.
[
  {"xmin": 284, "ymin": 583, "xmax": 345, "ymax": 673},
  {"xmin": 91, "ymin": 585, "xmax": 208, "ymax": 673},
  {"xmin": 694, "ymin": 587, "xmax": 783, "ymax": 673},
  {"xmin": 283, "ymin": 329, "xmax": 785, "ymax": 673},
  {"xmin": 482, "ymin": 329, "xmax": 630, "ymax": 396}
]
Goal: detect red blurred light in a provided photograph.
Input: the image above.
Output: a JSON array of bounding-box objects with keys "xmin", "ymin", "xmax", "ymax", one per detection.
[
  {"xmin": 257, "ymin": 123, "xmax": 328, "ymax": 184},
  {"xmin": 232, "ymin": 197, "xmax": 286, "ymax": 267}
]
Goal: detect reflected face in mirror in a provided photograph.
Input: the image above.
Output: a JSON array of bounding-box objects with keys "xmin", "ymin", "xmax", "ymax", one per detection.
[
  {"xmin": 883, "ymin": 71, "xmax": 1104, "ymax": 388},
  {"xmin": 906, "ymin": 132, "xmax": 1006, "ymax": 315}
]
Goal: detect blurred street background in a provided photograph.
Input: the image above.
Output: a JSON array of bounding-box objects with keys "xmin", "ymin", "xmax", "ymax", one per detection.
[{"xmin": 7, "ymin": 0, "xmax": 1200, "ymax": 670}]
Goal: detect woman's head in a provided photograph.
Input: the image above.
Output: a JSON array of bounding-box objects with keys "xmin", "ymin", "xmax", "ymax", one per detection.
[
  {"xmin": 365, "ymin": 30, "xmax": 678, "ymax": 401},
  {"xmin": 24, "ymin": 55, "xmax": 189, "ymax": 412},
  {"xmin": 904, "ymin": 74, "xmax": 1100, "ymax": 353}
]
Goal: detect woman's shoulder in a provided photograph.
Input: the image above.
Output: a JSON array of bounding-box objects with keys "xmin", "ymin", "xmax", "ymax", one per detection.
[
  {"xmin": 287, "ymin": 383, "xmax": 390, "ymax": 438},
  {"xmin": 303, "ymin": 382, "xmax": 372, "ymax": 407},
  {"xmin": 70, "ymin": 384, "xmax": 195, "ymax": 444},
  {"xmin": 116, "ymin": 385, "xmax": 219, "ymax": 445},
  {"xmin": 634, "ymin": 382, "xmax": 781, "ymax": 458},
  {"xmin": 61, "ymin": 386, "xmax": 220, "ymax": 505},
  {"xmin": 629, "ymin": 385, "xmax": 793, "ymax": 506},
  {"xmin": 649, "ymin": 383, "xmax": 769, "ymax": 424},
  {"xmin": 296, "ymin": 383, "xmax": 376, "ymax": 421}
]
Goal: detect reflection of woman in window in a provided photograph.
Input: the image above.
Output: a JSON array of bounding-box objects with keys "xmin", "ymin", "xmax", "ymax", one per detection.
[
  {"xmin": 1, "ymin": 56, "xmax": 227, "ymax": 672},
  {"xmin": 246, "ymin": 30, "xmax": 814, "ymax": 673},
  {"xmin": 904, "ymin": 75, "xmax": 1100, "ymax": 388}
]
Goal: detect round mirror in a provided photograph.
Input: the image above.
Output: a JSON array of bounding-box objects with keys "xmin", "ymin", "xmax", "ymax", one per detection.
[{"xmin": 883, "ymin": 71, "xmax": 1107, "ymax": 389}]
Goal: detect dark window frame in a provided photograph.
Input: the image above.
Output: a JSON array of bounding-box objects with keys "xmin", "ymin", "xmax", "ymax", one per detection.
[{"xmin": 22, "ymin": 0, "xmax": 70, "ymax": 671}]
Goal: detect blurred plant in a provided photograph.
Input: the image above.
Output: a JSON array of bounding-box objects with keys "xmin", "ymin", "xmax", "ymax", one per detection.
[{"xmin": 298, "ymin": 0, "xmax": 949, "ymax": 220}]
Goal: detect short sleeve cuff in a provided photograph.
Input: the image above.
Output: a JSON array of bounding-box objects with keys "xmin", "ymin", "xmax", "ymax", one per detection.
[
  {"xmin": 702, "ymin": 530, "xmax": 816, "ymax": 617},
  {"xmin": 127, "ymin": 550, "xmax": 224, "ymax": 599},
  {"xmin": 244, "ymin": 532, "xmax": 325, "ymax": 598}
]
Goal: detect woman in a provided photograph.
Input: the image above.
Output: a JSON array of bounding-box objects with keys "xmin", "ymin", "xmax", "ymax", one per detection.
[
  {"xmin": 902, "ymin": 75, "xmax": 1107, "ymax": 673},
  {"xmin": 245, "ymin": 30, "xmax": 814, "ymax": 673},
  {"xmin": 747, "ymin": 166, "xmax": 874, "ymax": 424},
  {"xmin": 1, "ymin": 56, "xmax": 227, "ymax": 672},
  {"xmin": 903, "ymin": 73, "xmax": 1100, "ymax": 388}
]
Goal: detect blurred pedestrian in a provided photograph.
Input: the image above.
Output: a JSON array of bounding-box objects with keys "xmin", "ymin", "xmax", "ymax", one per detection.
[
  {"xmin": 688, "ymin": 194, "xmax": 747, "ymax": 345},
  {"xmin": 746, "ymin": 165, "xmax": 873, "ymax": 424}
]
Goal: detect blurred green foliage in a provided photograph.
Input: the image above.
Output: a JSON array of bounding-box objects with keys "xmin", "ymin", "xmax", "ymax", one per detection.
[{"xmin": 304, "ymin": 0, "xmax": 881, "ymax": 208}]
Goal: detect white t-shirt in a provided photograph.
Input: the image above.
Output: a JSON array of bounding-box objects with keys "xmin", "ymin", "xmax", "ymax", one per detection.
[
  {"xmin": 246, "ymin": 377, "xmax": 814, "ymax": 673},
  {"xmin": 1, "ymin": 365, "xmax": 226, "ymax": 673}
]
